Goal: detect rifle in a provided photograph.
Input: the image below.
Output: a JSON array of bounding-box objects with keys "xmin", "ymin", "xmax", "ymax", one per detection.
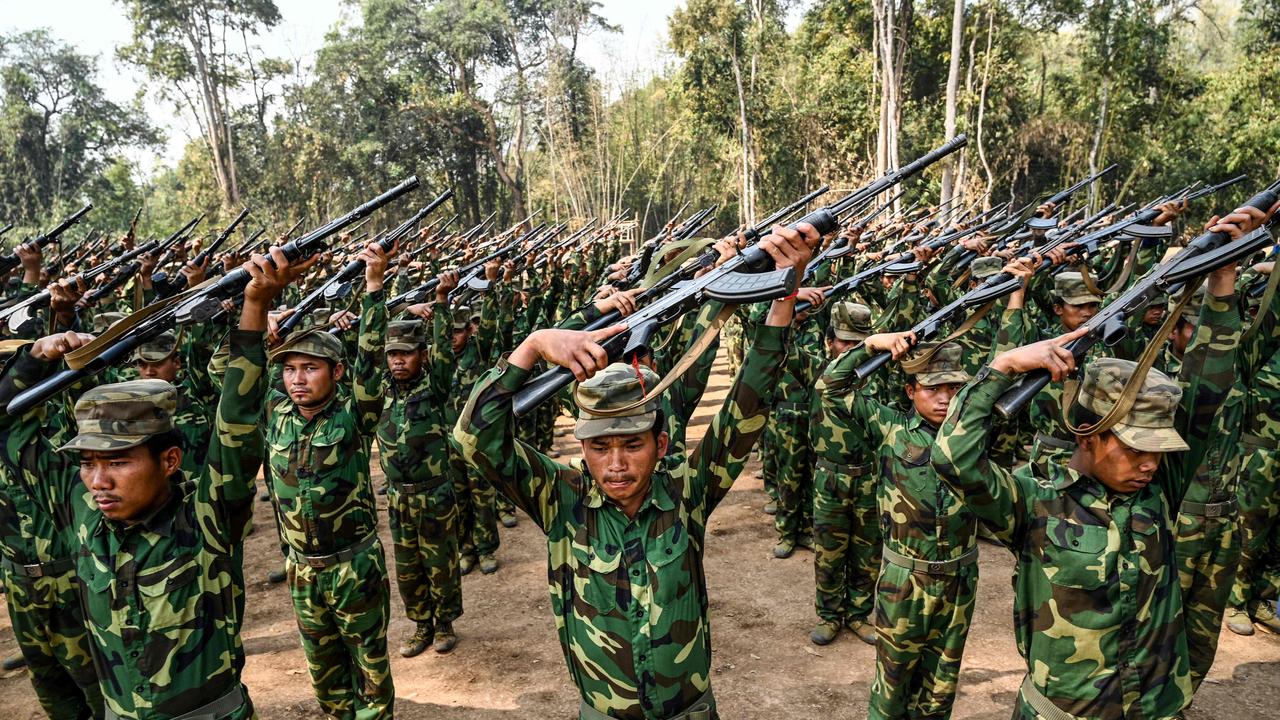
[
  {"xmin": 153, "ymin": 208, "xmax": 251, "ymax": 298},
  {"xmin": 277, "ymin": 189, "xmax": 453, "ymax": 339},
  {"xmin": 0, "ymin": 204, "xmax": 93, "ymax": 276},
  {"xmin": 992, "ymin": 178, "xmax": 1280, "ymax": 419},
  {"xmin": 800, "ymin": 191, "xmax": 910, "ymax": 283},
  {"xmin": 532, "ymin": 220, "xmax": 599, "ymax": 269},
  {"xmin": 0, "ymin": 223, "xmax": 12, "ymax": 240},
  {"xmin": 511, "ymin": 135, "xmax": 969, "ymax": 417},
  {"xmin": 450, "ymin": 223, "xmax": 566, "ymax": 305}
]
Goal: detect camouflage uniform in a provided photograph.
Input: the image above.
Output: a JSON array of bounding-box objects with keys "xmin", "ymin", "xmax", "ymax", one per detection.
[
  {"xmin": 832, "ymin": 342, "xmax": 977, "ymax": 720},
  {"xmin": 265, "ymin": 292, "xmax": 395, "ymax": 720},
  {"xmin": 133, "ymin": 330, "xmax": 217, "ymax": 475},
  {"xmin": 0, "ymin": 342, "xmax": 103, "ymax": 720},
  {"xmin": 931, "ymin": 292, "xmax": 1238, "ymax": 719},
  {"xmin": 1027, "ymin": 272, "xmax": 1104, "ymax": 462},
  {"xmin": 0, "ymin": 332, "xmax": 269, "ymax": 719},
  {"xmin": 446, "ymin": 301, "xmax": 503, "ymax": 564},
  {"xmin": 453, "ymin": 321, "xmax": 788, "ymax": 720},
  {"xmin": 811, "ymin": 303, "xmax": 880, "ymax": 631},
  {"xmin": 376, "ymin": 318, "xmax": 462, "ymax": 642}
]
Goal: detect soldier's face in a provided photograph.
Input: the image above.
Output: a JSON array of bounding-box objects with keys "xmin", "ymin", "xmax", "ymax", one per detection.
[
  {"xmin": 582, "ymin": 430, "xmax": 669, "ymax": 517},
  {"xmin": 386, "ymin": 348, "xmax": 424, "ymax": 381},
  {"xmin": 1143, "ymin": 306, "xmax": 1166, "ymax": 326},
  {"xmin": 1054, "ymin": 301, "xmax": 1100, "ymax": 331},
  {"xmin": 906, "ymin": 381, "xmax": 963, "ymax": 426},
  {"xmin": 137, "ymin": 356, "xmax": 181, "ymax": 383},
  {"xmin": 1076, "ymin": 433, "xmax": 1163, "ymax": 494},
  {"xmin": 79, "ymin": 445, "xmax": 182, "ymax": 522},
  {"xmin": 281, "ymin": 354, "xmax": 344, "ymax": 408},
  {"xmin": 451, "ymin": 325, "xmax": 474, "ymax": 354},
  {"xmin": 1169, "ymin": 320, "xmax": 1194, "ymax": 357},
  {"xmin": 828, "ymin": 336, "xmax": 857, "ymax": 357}
]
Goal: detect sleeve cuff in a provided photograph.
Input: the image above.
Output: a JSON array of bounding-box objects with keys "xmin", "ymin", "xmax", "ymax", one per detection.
[
  {"xmin": 495, "ymin": 357, "xmax": 533, "ymax": 392},
  {"xmin": 970, "ymin": 366, "xmax": 1015, "ymax": 401}
]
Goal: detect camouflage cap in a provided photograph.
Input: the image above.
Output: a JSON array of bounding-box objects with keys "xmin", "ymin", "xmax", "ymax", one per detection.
[
  {"xmin": 386, "ymin": 319, "xmax": 426, "ymax": 352},
  {"xmin": 1054, "ymin": 271, "xmax": 1102, "ymax": 306},
  {"xmin": 57, "ymin": 379, "xmax": 177, "ymax": 452},
  {"xmin": 908, "ymin": 342, "xmax": 971, "ymax": 387},
  {"xmin": 830, "ymin": 302, "xmax": 873, "ymax": 342},
  {"xmin": 135, "ymin": 330, "xmax": 179, "ymax": 363},
  {"xmin": 970, "ymin": 255, "xmax": 1004, "ymax": 280},
  {"xmin": 451, "ymin": 306, "xmax": 477, "ymax": 332},
  {"xmin": 574, "ymin": 362, "xmax": 661, "ymax": 440},
  {"xmin": 268, "ymin": 328, "xmax": 345, "ymax": 364},
  {"xmin": 91, "ymin": 312, "xmax": 126, "ymax": 334},
  {"xmin": 1078, "ymin": 358, "xmax": 1187, "ymax": 453},
  {"xmin": 1169, "ymin": 283, "xmax": 1206, "ymax": 325}
]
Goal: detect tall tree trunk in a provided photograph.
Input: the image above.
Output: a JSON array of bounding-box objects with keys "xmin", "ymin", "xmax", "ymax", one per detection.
[
  {"xmin": 729, "ymin": 41, "xmax": 755, "ymax": 224},
  {"xmin": 1087, "ymin": 78, "xmax": 1110, "ymax": 212},
  {"xmin": 873, "ymin": 0, "xmax": 910, "ymax": 210},
  {"xmin": 939, "ymin": 0, "xmax": 965, "ymax": 210},
  {"xmin": 976, "ymin": 1, "xmax": 996, "ymax": 206}
]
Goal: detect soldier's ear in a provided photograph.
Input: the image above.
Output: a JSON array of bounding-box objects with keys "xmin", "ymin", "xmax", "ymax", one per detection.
[
  {"xmin": 332, "ymin": 362, "xmax": 346, "ymax": 382},
  {"xmin": 160, "ymin": 446, "xmax": 182, "ymax": 478}
]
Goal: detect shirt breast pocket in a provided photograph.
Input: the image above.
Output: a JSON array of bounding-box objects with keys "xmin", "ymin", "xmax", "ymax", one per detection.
[
  {"xmin": 570, "ymin": 540, "xmax": 622, "ymax": 615},
  {"xmin": 1042, "ymin": 516, "xmax": 1110, "ymax": 590},
  {"xmin": 896, "ymin": 443, "xmax": 934, "ymax": 495},
  {"xmin": 648, "ymin": 522, "xmax": 694, "ymax": 609}
]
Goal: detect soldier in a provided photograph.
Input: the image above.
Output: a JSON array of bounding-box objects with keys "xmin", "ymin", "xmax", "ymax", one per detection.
[
  {"xmin": 809, "ymin": 301, "xmax": 880, "ymax": 646},
  {"xmin": 265, "ymin": 241, "xmax": 396, "ymax": 719},
  {"xmin": 453, "ymin": 223, "xmax": 817, "ymax": 719},
  {"xmin": 1024, "ymin": 271, "xmax": 1102, "ymax": 460},
  {"xmin": 376, "ymin": 272, "xmax": 464, "ymax": 658},
  {"xmin": 0, "ymin": 245, "xmax": 305, "ymax": 720},
  {"xmin": 930, "ymin": 257, "xmax": 1240, "ymax": 718},
  {"xmin": 133, "ymin": 329, "xmax": 218, "ymax": 475}
]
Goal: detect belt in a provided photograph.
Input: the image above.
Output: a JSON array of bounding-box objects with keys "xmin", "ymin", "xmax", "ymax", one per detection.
[
  {"xmin": 579, "ymin": 687, "xmax": 714, "ymax": 720},
  {"xmin": 1, "ymin": 555, "xmax": 74, "ymax": 579},
  {"xmin": 1242, "ymin": 433, "xmax": 1280, "ymax": 451},
  {"xmin": 287, "ymin": 533, "xmax": 379, "ymax": 570},
  {"xmin": 1034, "ymin": 432, "xmax": 1076, "ymax": 452},
  {"xmin": 815, "ymin": 457, "xmax": 872, "ymax": 478},
  {"xmin": 881, "ymin": 544, "xmax": 978, "ymax": 575},
  {"xmin": 1018, "ymin": 675, "xmax": 1081, "ymax": 720},
  {"xmin": 105, "ymin": 685, "xmax": 246, "ymax": 720},
  {"xmin": 775, "ymin": 401, "xmax": 809, "ymax": 413},
  {"xmin": 1181, "ymin": 497, "xmax": 1239, "ymax": 518},
  {"xmin": 390, "ymin": 479, "xmax": 447, "ymax": 494}
]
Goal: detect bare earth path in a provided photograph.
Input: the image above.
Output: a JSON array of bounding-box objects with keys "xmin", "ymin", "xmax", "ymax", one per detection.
[{"xmin": 2, "ymin": 350, "xmax": 1278, "ymax": 718}]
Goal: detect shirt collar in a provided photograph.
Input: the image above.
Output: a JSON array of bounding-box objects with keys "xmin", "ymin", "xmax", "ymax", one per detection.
[{"xmin": 583, "ymin": 468, "xmax": 675, "ymax": 513}]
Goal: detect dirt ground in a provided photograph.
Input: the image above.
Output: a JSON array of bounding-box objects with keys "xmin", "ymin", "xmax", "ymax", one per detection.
[{"xmin": 2, "ymin": 351, "xmax": 1280, "ymax": 719}]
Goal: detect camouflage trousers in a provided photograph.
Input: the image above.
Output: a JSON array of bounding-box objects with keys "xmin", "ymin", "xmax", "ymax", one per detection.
[
  {"xmin": 771, "ymin": 405, "xmax": 814, "ymax": 542},
  {"xmin": 725, "ymin": 315, "xmax": 744, "ymax": 378},
  {"xmin": 759, "ymin": 415, "xmax": 779, "ymax": 502},
  {"xmin": 288, "ymin": 541, "xmax": 395, "ymax": 720},
  {"xmin": 868, "ymin": 561, "xmax": 977, "ymax": 720},
  {"xmin": 1230, "ymin": 445, "xmax": 1280, "ymax": 611},
  {"xmin": 387, "ymin": 482, "xmax": 463, "ymax": 630},
  {"xmin": 1175, "ymin": 504, "xmax": 1240, "ymax": 692},
  {"xmin": 2, "ymin": 566, "xmax": 103, "ymax": 720},
  {"xmin": 448, "ymin": 441, "xmax": 499, "ymax": 558},
  {"xmin": 813, "ymin": 461, "xmax": 880, "ymax": 624}
]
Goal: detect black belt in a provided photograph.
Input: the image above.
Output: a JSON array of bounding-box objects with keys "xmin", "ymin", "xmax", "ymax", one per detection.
[
  {"xmin": 286, "ymin": 533, "xmax": 379, "ymax": 570},
  {"xmin": 390, "ymin": 479, "xmax": 448, "ymax": 494},
  {"xmin": 1180, "ymin": 497, "xmax": 1239, "ymax": 518},
  {"xmin": 1, "ymin": 555, "xmax": 74, "ymax": 579},
  {"xmin": 1242, "ymin": 433, "xmax": 1280, "ymax": 451},
  {"xmin": 775, "ymin": 401, "xmax": 810, "ymax": 413},
  {"xmin": 105, "ymin": 685, "xmax": 246, "ymax": 720},
  {"xmin": 815, "ymin": 457, "xmax": 872, "ymax": 478}
]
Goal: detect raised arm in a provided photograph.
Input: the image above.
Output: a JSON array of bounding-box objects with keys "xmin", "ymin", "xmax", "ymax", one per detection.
[{"xmin": 352, "ymin": 242, "xmax": 391, "ymax": 435}]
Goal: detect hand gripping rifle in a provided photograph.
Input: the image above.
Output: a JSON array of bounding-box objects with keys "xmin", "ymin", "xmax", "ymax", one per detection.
[
  {"xmin": 512, "ymin": 135, "xmax": 969, "ymax": 417},
  {"xmin": 990, "ymin": 178, "xmax": 1280, "ymax": 420},
  {"xmin": 152, "ymin": 208, "xmax": 250, "ymax": 298},
  {"xmin": 5, "ymin": 177, "xmax": 421, "ymax": 416},
  {"xmin": 276, "ymin": 189, "xmax": 453, "ymax": 339},
  {"xmin": 451, "ymin": 223, "xmax": 566, "ymax": 305},
  {"xmin": 0, "ymin": 204, "xmax": 93, "ymax": 276}
]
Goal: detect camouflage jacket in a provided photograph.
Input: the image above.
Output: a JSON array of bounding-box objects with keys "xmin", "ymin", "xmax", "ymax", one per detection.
[
  {"xmin": 447, "ymin": 290, "xmax": 501, "ymax": 420},
  {"xmin": 266, "ymin": 291, "xmax": 386, "ymax": 555},
  {"xmin": 453, "ymin": 323, "xmax": 788, "ymax": 720},
  {"xmin": 930, "ymin": 293, "xmax": 1238, "ymax": 720},
  {"xmin": 830, "ymin": 345, "xmax": 977, "ymax": 563},
  {"xmin": 0, "ymin": 330, "xmax": 267, "ymax": 720},
  {"xmin": 377, "ymin": 303, "xmax": 454, "ymax": 486},
  {"xmin": 812, "ymin": 347, "xmax": 880, "ymax": 467}
]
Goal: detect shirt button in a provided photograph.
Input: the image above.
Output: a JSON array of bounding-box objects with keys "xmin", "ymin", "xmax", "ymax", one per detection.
[
  {"xmin": 635, "ymin": 609, "xmax": 643, "ymax": 619},
  {"xmin": 665, "ymin": 549, "xmax": 673, "ymax": 555},
  {"xmin": 631, "ymin": 568, "xmax": 640, "ymax": 577},
  {"xmin": 639, "ymin": 654, "xmax": 647, "ymax": 662}
]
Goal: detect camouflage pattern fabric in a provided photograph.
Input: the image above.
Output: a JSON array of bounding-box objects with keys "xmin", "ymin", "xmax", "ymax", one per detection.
[
  {"xmin": 931, "ymin": 293, "xmax": 1238, "ymax": 720},
  {"xmin": 771, "ymin": 407, "xmax": 814, "ymax": 543},
  {"xmin": 453, "ymin": 322, "xmax": 788, "ymax": 720},
  {"xmin": 6, "ymin": 330, "xmax": 269, "ymax": 720},
  {"xmin": 266, "ymin": 290, "xmax": 396, "ymax": 718},
  {"xmin": 376, "ymin": 309, "xmax": 462, "ymax": 630},
  {"xmin": 448, "ymin": 291, "xmax": 502, "ymax": 559}
]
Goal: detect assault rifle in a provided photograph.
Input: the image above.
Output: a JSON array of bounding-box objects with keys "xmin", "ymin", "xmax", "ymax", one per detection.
[
  {"xmin": 0, "ymin": 204, "xmax": 93, "ymax": 276},
  {"xmin": 152, "ymin": 208, "xmax": 250, "ymax": 298},
  {"xmin": 991, "ymin": 178, "xmax": 1280, "ymax": 418},
  {"xmin": 511, "ymin": 135, "xmax": 969, "ymax": 416},
  {"xmin": 5, "ymin": 177, "xmax": 422, "ymax": 415}
]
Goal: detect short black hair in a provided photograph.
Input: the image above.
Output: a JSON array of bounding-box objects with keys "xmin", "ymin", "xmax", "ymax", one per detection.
[
  {"xmin": 650, "ymin": 409, "xmax": 665, "ymax": 440},
  {"xmin": 143, "ymin": 429, "xmax": 184, "ymax": 460}
]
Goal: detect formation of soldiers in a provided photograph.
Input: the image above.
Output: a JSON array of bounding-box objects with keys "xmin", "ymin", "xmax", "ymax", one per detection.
[{"xmin": 0, "ymin": 141, "xmax": 1277, "ymax": 720}]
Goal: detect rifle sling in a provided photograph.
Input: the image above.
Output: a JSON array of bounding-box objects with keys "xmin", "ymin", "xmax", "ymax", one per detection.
[
  {"xmin": 65, "ymin": 278, "xmax": 216, "ymax": 371},
  {"xmin": 899, "ymin": 300, "xmax": 998, "ymax": 375},
  {"xmin": 641, "ymin": 238, "xmax": 715, "ymax": 289},
  {"xmin": 1058, "ymin": 284, "xmax": 1195, "ymax": 439},
  {"xmin": 573, "ymin": 303, "xmax": 735, "ymax": 418},
  {"xmin": 1243, "ymin": 264, "xmax": 1280, "ymax": 342}
]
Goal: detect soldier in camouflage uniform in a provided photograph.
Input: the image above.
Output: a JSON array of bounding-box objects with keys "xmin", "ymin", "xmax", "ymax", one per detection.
[
  {"xmin": 132, "ymin": 329, "xmax": 218, "ymax": 475},
  {"xmin": 1026, "ymin": 271, "xmax": 1102, "ymax": 461},
  {"xmin": 835, "ymin": 335, "xmax": 977, "ymax": 720},
  {"xmin": 931, "ymin": 258, "xmax": 1239, "ymax": 719},
  {"xmin": 265, "ymin": 242, "xmax": 395, "ymax": 719},
  {"xmin": 809, "ymin": 302, "xmax": 880, "ymax": 646},
  {"xmin": 453, "ymin": 224, "xmax": 816, "ymax": 720},
  {"xmin": 0, "ymin": 246, "xmax": 302, "ymax": 720},
  {"xmin": 377, "ymin": 278, "xmax": 464, "ymax": 658}
]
